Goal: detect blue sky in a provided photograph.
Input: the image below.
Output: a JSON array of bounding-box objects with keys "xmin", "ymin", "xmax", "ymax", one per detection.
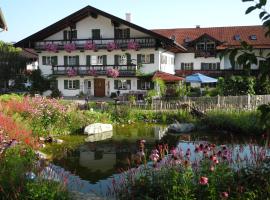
[{"xmin": 0, "ymin": 0, "xmax": 267, "ymax": 43}]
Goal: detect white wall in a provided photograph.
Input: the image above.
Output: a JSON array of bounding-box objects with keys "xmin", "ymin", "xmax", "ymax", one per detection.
[
  {"xmin": 175, "ymin": 53, "xmax": 224, "ymax": 70},
  {"xmin": 45, "ymin": 15, "xmax": 149, "ymax": 41},
  {"xmin": 160, "ymin": 50, "xmax": 175, "ymax": 74}
]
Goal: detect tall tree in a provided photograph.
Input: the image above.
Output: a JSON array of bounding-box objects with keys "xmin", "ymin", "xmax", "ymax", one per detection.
[{"xmin": 0, "ymin": 41, "xmax": 27, "ymax": 90}]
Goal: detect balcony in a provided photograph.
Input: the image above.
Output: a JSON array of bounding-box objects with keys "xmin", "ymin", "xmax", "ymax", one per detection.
[
  {"xmin": 175, "ymin": 69, "xmax": 260, "ymax": 78},
  {"xmin": 52, "ymin": 64, "xmax": 137, "ymax": 77},
  {"xmin": 35, "ymin": 37, "xmax": 157, "ymax": 51},
  {"xmin": 194, "ymin": 50, "xmax": 216, "ymax": 58}
]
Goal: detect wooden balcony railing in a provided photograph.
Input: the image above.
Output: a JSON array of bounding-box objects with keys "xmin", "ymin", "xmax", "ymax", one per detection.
[
  {"xmin": 175, "ymin": 69, "xmax": 260, "ymax": 77},
  {"xmin": 194, "ymin": 50, "xmax": 217, "ymax": 58},
  {"xmin": 35, "ymin": 37, "xmax": 156, "ymax": 51},
  {"xmin": 52, "ymin": 64, "xmax": 137, "ymax": 76}
]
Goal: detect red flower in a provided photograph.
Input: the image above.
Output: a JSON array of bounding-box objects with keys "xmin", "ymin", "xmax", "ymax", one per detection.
[
  {"xmin": 199, "ymin": 176, "xmax": 208, "ymax": 185},
  {"xmin": 221, "ymin": 192, "xmax": 229, "ymax": 199}
]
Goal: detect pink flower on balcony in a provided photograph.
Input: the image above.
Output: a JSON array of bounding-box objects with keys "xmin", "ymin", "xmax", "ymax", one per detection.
[
  {"xmin": 87, "ymin": 69, "xmax": 97, "ymax": 76},
  {"xmin": 64, "ymin": 43, "xmax": 76, "ymax": 53},
  {"xmin": 84, "ymin": 41, "xmax": 97, "ymax": 51},
  {"xmin": 45, "ymin": 43, "xmax": 58, "ymax": 52},
  {"xmin": 67, "ymin": 68, "xmax": 77, "ymax": 77},
  {"xmin": 106, "ymin": 68, "xmax": 119, "ymax": 78},
  {"xmin": 128, "ymin": 41, "xmax": 140, "ymax": 50},
  {"xmin": 107, "ymin": 42, "xmax": 118, "ymax": 51}
]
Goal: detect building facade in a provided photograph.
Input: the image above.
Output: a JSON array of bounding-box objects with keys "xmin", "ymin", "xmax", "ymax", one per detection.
[{"xmin": 16, "ymin": 6, "xmax": 270, "ymax": 97}]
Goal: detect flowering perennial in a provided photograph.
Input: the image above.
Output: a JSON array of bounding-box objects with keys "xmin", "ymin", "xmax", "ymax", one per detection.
[
  {"xmin": 106, "ymin": 68, "xmax": 119, "ymax": 78},
  {"xmin": 84, "ymin": 41, "xmax": 97, "ymax": 51},
  {"xmin": 64, "ymin": 43, "xmax": 76, "ymax": 53},
  {"xmin": 87, "ymin": 69, "xmax": 97, "ymax": 76},
  {"xmin": 107, "ymin": 42, "xmax": 118, "ymax": 51},
  {"xmin": 44, "ymin": 43, "xmax": 58, "ymax": 52},
  {"xmin": 128, "ymin": 41, "xmax": 140, "ymax": 50},
  {"xmin": 67, "ymin": 68, "xmax": 77, "ymax": 77}
]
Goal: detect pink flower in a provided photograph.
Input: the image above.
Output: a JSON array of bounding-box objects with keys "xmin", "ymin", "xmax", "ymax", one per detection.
[
  {"xmin": 210, "ymin": 165, "xmax": 215, "ymax": 172},
  {"xmin": 199, "ymin": 176, "xmax": 208, "ymax": 185},
  {"xmin": 67, "ymin": 68, "xmax": 77, "ymax": 77},
  {"xmin": 64, "ymin": 43, "xmax": 76, "ymax": 53},
  {"xmin": 87, "ymin": 69, "xmax": 97, "ymax": 76},
  {"xmin": 107, "ymin": 42, "xmax": 118, "ymax": 51},
  {"xmin": 221, "ymin": 192, "xmax": 229, "ymax": 199},
  {"xmin": 45, "ymin": 43, "xmax": 58, "ymax": 52},
  {"xmin": 106, "ymin": 68, "xmax": 119, "ymax": 78},
  {"xmin": 84, "ymin": 41, "xmax": 97, "ymax": 51},
  {"xmin": 128, "ymin": 41, "xmax": 140, "ymax": 50}
]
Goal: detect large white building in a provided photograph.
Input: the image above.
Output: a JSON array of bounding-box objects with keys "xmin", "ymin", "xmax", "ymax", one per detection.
[{"xmin": 16, "ymin": 6, "xmax": 270, "ymax": 97}]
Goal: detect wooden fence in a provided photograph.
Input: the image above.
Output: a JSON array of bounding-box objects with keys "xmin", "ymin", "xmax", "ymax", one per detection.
[{"xmin": 123, "ymin": 95, "xmax": 270, "ymax": 112}]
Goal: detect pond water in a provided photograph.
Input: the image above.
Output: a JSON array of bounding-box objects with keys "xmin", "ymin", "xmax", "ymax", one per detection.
[{"xmin": 47, "ymin": 123, "xmax": 267, "ymax": 197}]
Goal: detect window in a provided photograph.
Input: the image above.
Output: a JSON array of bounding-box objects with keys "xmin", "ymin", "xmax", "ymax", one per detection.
[
  {"xmin": 206, "ymin": 43, "xmax": 215, "ymax": 51},
  {"xmin": 137, "ymin": 54, "xmax": 154, "ymax": 64},
  {"xmin": 201, "ymin": 62, "xmax": 220, "ymax": 70},
  {"xmin": 181, "ymin": 63, "xmax": 194, "ymax": 70},
  {"xmin": 64, "ymin": 56, "xmax": 79, "ymax": 66},
  {"xmin": 170, "ymin": 57, "xmax": 174, "ymax": 65},
  {"xmin": 87, "ymin": 81, "xmax": 91, "ymax": 89},
  {"xmin": 63, "ymin": 30, "xmax": 77, "ymax": 40},
  {"xmin": 64, "ymin": 80, "xmax": 80, "ymax": 90},
  {"xmin": 161, "ymin": 55, "xmax": 167, "ymax": 64},
  {"xmin": 114, "ymin": 80, "xmax": 131, "ymax": 90},
  {"xmin": 42, "ymin": 56, "xmax": 58, "ymax": 65},
  {"xmin": 92, "ymin": 29, "xmax": 101, "ymax": 39},
  {"xmin": 115, "ymin": 28, "xmax": 130, "ymax": 39},
  {"xmin": 91, "ymin": 55, "xmax": 107, "ymax": 65},
  {"xmin": 250, "ymin": 35, "xmax": 257, "ymax": 40},
  {"xmin": 196, "ymin": 43, "xmax": 205, "ymax": 51},
  {"xmin": 137, "ymin": 80, "xmax": 154, "ymax": 90},
  {"xmin": 234, "ymin": 35, "xmax": 241, "ymax": 41}
]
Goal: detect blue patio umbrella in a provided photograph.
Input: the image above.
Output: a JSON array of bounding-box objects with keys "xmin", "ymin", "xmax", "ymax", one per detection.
[{"xmin": 185, "ymin": 73, "xmax": 218, "ymax": 83}]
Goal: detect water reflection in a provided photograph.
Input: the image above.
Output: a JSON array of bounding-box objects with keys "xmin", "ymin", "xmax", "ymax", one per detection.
[{"xmin": 50, "ymin": 124, "xmax": 267, "ymax": 197}]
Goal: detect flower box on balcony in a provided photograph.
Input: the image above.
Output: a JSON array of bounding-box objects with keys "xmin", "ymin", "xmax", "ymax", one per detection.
[
  {"xmin": 84, "ymin": 41, "xmax": 97, "ymax": 51},
  {"xmin": 64, "ymin": 43, "xmax": 76, "ymax": 53},
  {"xmin": 128, "ymin": 41, "xmax": 140, "ymax": 51},
  {"xmin": 107, "ymin": 42, "xmax": 118, "ymax": 52},
  {"xmin": 67, "ymin": 68, "xmax": 77, "ymax": 77},
  {"xmin": 106, "ymin": 68, "xmax": 119, "ymax": 78},
  {"xmin": 87, "ymin": 69, "xmax": 97, "ymax": 76},
  {"xmin": 44, "ymin": 43, "xmax": 58, "ymax": 53}
]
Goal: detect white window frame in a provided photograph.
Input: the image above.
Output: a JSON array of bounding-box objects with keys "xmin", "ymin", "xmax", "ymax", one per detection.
[
  {"xmin": 117, "ymin": 80, "xmax": 131, "ymax": 90},
  {"xmin": 67, "ymin": 80, "xmax": 77, "ymax": 90},
  {"xmin": 119, "ymin": 55, "xmax": 127, "ymax": 65},
  {"xmin": 141, "ymin": 54, "xmax": 151, "ymax": 64},
  {"xmin": 161, "ymin": 55, "xmax": 167, "ymax": 64},
  {"xmin": 68, "ymin": 56, "xmax": 77, "ymax": 66}
]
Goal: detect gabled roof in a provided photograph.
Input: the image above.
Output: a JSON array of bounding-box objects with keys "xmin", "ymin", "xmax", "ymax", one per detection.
[
  {"xmin": 153, "ymin": 26, "xmax": 270, "ymax": 49},
  {"xmin": 0, "ymin": 8, "xmax": 7, "ymax": 31},
  {"xmin": 15, "ymin": 5, "xmax": 185, "ymax": 52},
  {"xmin": 152, "ymin": 71, "xmax": 184, "ymax": 82},
  {"xmin": 188, "ymin": 33, "xmax": 222, "ymax": 46}
]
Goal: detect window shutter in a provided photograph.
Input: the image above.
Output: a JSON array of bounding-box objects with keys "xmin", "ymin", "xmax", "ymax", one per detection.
[
  {"xmin": 114, "ymin": 55, "xmax": 119, "ymax": 65},
  {"xmin": 42, "ymin": 56, "xmax": 46, "ymax": 65},
  {"xmin": 73, "ymin": 30, "xmax": 77, "ymax": 39},
  {"xmin": 181, "ymin": 63, "xmax": 184, "ymax": 70},
  {"xmin": 75, "ymin": 80, "xmax": 80, "ymax": 89},
  {"xmin": 64, "ymin": 80, "xmax": 68, "ymax": 89},
  {"xmin": 217, "ymin": 63, "xmax": 220, "ymax": 70},
  {"xmin": 126, "ymin": 28, "xmax": 130, "ymax": 38},
  {"xmin": 126, "ymin": 53, "xmax": 131, "ymax": 65},
  {"xmin": 114, "ymin": 80, "xmax": 118, "ymax": 89},
  {"xmin": 127, "ymin": 80, "xmax": 131, "ymax": 89},
  {"xmin": 137, "ymin": 80, "xmax": 141, "ymax": 90},
  {"xmin": 103, "ymin": 55, "xmax": 107, "ymax": 65},
  {"xmin": 150, "ymin": 54, "xmax": 154, "ymax": 63},
  {"xmin": 64, "ymin": 56, "xmax": 68, "ymax": 66},
  {"xmin": 75, "ymin": 56, "xmax": 79, "ymax": 65},
  {"xmin": 51, "ymin": 56, "xmax": 58, "ymax": 66},
  {"xmin": 63, "ymin": 31, "xmax": 68, "ymax": 40},
  {"xmin": 137, "ymin": 54, "xmax": 141, "ymax": 64},
  {"xmin": 201, "ymin": 63, "xmax": 204, "ymax": 70},
  {"xmin": 191, "ymin": 63, "xmax": 194, "ymax": 70},
  {"xmin": 68, "ymin": 31, "xmax": 71, "ymax": 40},
  {"xmin": 86, "ymin": 55, "xmax": 91, "ymax": 66}
]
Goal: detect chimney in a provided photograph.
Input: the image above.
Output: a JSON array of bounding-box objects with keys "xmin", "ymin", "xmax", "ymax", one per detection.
[
  {"xmin": 125, "ymin": 13, "xmax": 131, "ymax": 22},
  {"xmin": 196, "ymin": 25, "xmax": 200, "ymax": 28}
]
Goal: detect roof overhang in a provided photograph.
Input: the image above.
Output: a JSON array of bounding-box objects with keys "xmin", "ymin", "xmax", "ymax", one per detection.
[{"xmin": 0, "ymin": 8, "xmax": 7, "ymax": 31}]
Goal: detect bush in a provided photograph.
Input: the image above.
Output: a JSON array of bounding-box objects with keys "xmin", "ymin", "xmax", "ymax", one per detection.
[{"xmin": 203, "ymin": 109, "xmax": 262, "ymax": 134}]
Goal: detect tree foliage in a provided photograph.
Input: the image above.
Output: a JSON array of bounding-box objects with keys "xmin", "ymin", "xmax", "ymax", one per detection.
[{"xmin": 0, "ymin": 41, "xmax": 28, "ymax": 89}]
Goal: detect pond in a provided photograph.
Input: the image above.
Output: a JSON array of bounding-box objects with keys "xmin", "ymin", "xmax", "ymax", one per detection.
[{"xmin": 44, "ymin": 123, "xmax": 267, "ymax": 197}]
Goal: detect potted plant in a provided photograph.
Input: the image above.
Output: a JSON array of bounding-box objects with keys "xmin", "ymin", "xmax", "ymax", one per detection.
[
  {"xmin": 44, "ymin": 43, "xmax": 58, "ymax": 52},
  {"xmin": 84, "ymin": 41, "xmax": 97, "ymax": 51},
  {"xmin": 107, "ymin": 42, "xmax": 118, "ymax": 51},
  {"xmin": 64, "ymin": 43, "xmax": 76, "ymax": 53},
  {"xmin": 67, "ymin": 68, "xmax": 77, "ymax": 77},
  {"xmin": 128, "ymin": 41, "xmax": 140, "ymax": 51},
  {"xmin": 87, "ymin": 69, "xmax": 97, "ymax": 76},
  {"xmin": 106, "ymin": 68, "xmax": 119, "ymax": 78}
]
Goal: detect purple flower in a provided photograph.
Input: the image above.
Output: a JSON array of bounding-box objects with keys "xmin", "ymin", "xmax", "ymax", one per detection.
[
  {"xmin": 45, "ymin": 43, "xmax": 58, "ymax": 52},
  {"xmin": 67, "ymin": 68, "xmax": 77, "ymax": 77},
  {"xmin": 87, "ymin": 69, "xmax": 97, "ymax": 76},
  {"xmin": 107, "ymin": 42, "xmax": 118, "ymax": 51},
  {"xmin": 106, "ymin": 68, "xmax": 119, "ymax": 78},
  {"xmin": 128, "ymin": 41, "xmax": 140, "ymax": 50},
  {"xmin": 84, "ymin": 41, "xmax": 97, "ymax": 51}
]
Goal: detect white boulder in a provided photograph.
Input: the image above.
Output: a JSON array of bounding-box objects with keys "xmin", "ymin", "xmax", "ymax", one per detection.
[
  {"xmin": 168, "ymin": 123, "xmax": 196, "ymax": 133},
  {"xmin": 84, "ymin": 123, "xmax": 113, "ymax": 135},
  {"xmin": 85, "ymin": 131, "xmax": 113, "ymax": 142}
]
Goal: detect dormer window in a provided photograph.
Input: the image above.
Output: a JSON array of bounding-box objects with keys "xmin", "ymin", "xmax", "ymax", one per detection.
[
  {"xmin": 234, "ymin": 35, "xmax": 241, "ymax": 41},
  {"xmin": 250, "ymin": 35, "xmax": 257, "ymax": 40},
  {"xmin": 115, "ymin": 28, "xmax": 130, "ymax": 39},
  {"xmin": 196, "ymin": 43, "xmax": 205, "ymax": 51}
]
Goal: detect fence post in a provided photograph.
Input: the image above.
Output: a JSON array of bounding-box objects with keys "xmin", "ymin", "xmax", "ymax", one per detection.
[
  {"xmin": 247, "ymin": 94, "xmax": 251, "ymax": 110},
  {"xmin": 217, "ymin": 95, "xmax": 220, "ymax": 108}
]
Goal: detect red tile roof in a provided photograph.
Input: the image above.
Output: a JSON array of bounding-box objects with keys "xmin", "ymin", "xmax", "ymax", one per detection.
[
  {"xmin": 152, "ymin": 71, "xmax": 184, "ymax": 82},
  {"xmin": 153, "ymin": 26, "xmax": 270, "ymax": 49}
]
